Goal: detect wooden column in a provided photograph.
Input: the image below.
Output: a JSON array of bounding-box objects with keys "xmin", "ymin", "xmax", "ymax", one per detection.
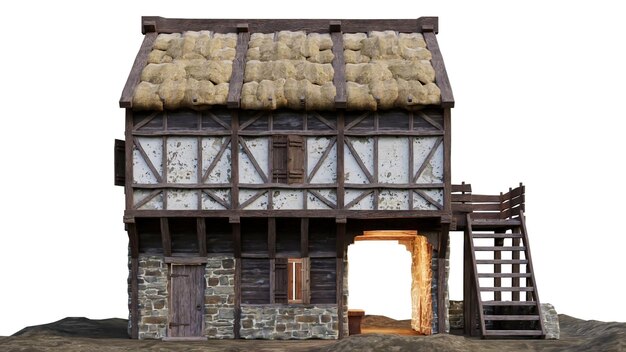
[
  {"xmin": 300, "ymin": 218, "xmax": 309, "ymax": 257},
  {"xmin": 437, "ymin": 224, "xmax": 449, "ymax": 333},
  {"xmin": 127, "ymin": 223, "xmax": 139, "ymax": 339},
  {"xmin": 197, "ymin": 218, "xmax": 207, "ymax": 257},
  {"xmin": 336, "ymin": 219, "xmax": 346, "ymax": 338},
  {"xmin": 231, "ymin": 218, "xmax": 241, "ymax": 338},
  {"xmin": 336, "ymin": 113, "xmax": 345, "ymax": 209},
  {"xmin": 160, "ymin": 218, "xmax": 171, "ymax": 257}
]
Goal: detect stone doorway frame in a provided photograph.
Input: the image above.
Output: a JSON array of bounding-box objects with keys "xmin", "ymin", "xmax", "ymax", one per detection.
[{"xmin": 353, "ymin": 230, "xmax": 433, "ymax": 335}]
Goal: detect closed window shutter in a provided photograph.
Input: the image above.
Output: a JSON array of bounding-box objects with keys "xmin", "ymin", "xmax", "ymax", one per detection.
[
  {"xmin": 114, "ymin": 139, "xmax": 125, "ymax": 186},
  {"xmin": 274, "ymin": 257, "xmax": 288, "ymax": 304},
  {"xmin": 287, "ymin": 135, "xmax": 304, "ymax": 184},
  {"xmin": 272, "ymin": 136, "xmax": 288, "ymax": 183}
]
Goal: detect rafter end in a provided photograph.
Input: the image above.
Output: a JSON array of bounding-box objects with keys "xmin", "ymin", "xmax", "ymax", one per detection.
[
  {"xmin": 330, "ymin": 20, "xmax": 341, "ymax": 32},
  {"xmin": 142, "ymin": 20, "xmax": 157, "ymax": 34}
]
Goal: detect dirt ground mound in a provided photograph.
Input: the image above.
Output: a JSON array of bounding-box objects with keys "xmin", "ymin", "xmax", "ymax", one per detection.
[{"xmin": 1, "ymin": 314, "xmax": 624, "ymax": 352}]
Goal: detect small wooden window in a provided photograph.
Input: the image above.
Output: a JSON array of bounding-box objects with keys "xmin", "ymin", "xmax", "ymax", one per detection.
[
  {"xmin": 288, "ymin": 258, "xmax": 304, "ymax": 303},
  {"xmin": 272, "ymin": 135, "xmax": 304, "ymax": 184},
  {"xmin": 273, "ymin": 257, "xmax": 309, "ymax": 304}
]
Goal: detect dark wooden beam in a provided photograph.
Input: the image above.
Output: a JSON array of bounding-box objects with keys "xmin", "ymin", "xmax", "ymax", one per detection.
[
  {"xmin": 132, "ymin": 182, "xmax": 444, "ymax": 190},
  {"xmin": 443, "ymin": 108, "xmax": 452, "ymax": 213},
  {"xmin": 130, "ymin": 257, "xmax": 139, "ymax": 339},
  {"xmin": 337, "ymin": 113, "xmax": 345, "ymax": 209},
  {"xmin": 197, "ymin": 218, "xmax": 207, "ymax": 257},
  {"xmin": 330, "ymin": 25, "xmax": 347, "ymax": 109},
  {"xmin": 336, "ymin": 257, "xmax": 345, "ymax": 339},
  {"xmin": 164, "ymin": 256, "xmax": 208, "ymax": 264},
  {"xmin": 423, "ymin": 32, "xmax": 454, "ymax": 108},
  {"xmin": 231, "ymin": 220, "xmax": 241, "ymax": 258},
  {"xmin": 126, "ymin": 209, "xmax": 449, "ymax": 219},
  {"xmin": 160, "ymin": 217, "xmax": 171, "ymax": 256},
  {"xmin": 234, "ymin": 258, "xmax": 241, "ymax": 339},
  {"xmin": 231, "ymin": 112, "xmax": 240, "ymax": 209},
  {"xmin": 437, "ymin": 223, "xmax": 449, "ymax": 333},
  {"xmin": 119, "ymin": 32, "xmax": 157, "ymax": 108},
  {"xmin": 127, "ymin": 223, "xmax": 139, "ymax": 258},
  {"xmin": 141, "ymin": 17, "xmax": 439, "ymax": 34},
  {"xmin": 300, "ymin": 218, "xmax": 309, "ymax": 257},
  {"xmin": 268, "ymin": 218, "xmax": 276, "ymax": 258},
  {"xmin": 227, "ymin": 27, "xmax": 250, "ymax": 109},
  {"xmin": 125, "ymin": 111, "xmax": 134, "ymax": 211}
]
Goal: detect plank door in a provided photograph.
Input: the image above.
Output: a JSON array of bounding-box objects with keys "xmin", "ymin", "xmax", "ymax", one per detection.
[{"xmin": 169, "ymin": 265, "xmax": 204, "ymax": 338}]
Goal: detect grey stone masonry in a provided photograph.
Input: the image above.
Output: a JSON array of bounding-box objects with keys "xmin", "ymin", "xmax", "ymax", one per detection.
[
  {"xmin": 542, "ymin": 303, "xmax": 560, "ymax": 340},
  {"xmin": 240, "ymin": 305, "xmax": 339, "ymax": 339},
  {"xmin": 204, "ymin": 256, "xmax": 236, "ymax": 339},
  {"xmin": 136, "ymin": 255, "xmax": 169, "ymax": 339}
]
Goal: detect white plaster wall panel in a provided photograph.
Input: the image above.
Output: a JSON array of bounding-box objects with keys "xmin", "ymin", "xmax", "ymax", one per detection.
[
  {"xmin": 344, "ymin": 189, "xmax": 375, "ymax": 210},
  {"xmin": 239, "ymin": 189, "xmax": 269, "ymax": 209},
  {"xmin": 202, "ymin": 137, "xmax": 232, "ymax": 183},
  {"xmin": 413, "ymin": 137, "xmax": 443, "ymax": 183},
  {"xmin": 308, "ymin": 138, "xmax": 337, "ymax": 184},
  {"xmin": 201, "ymin": 189, "xmax": 231, "ymax": 210},
  {"xmin": 344, "ymin": 137, "xmax": 373, "ymax": 184},
  {"xmin": 412, "ymin": 189, "xmax": 444, "ymax": 210},
  {"xmin": 166, "ymin": 137, "xmax": 198, "ymax": 184},
  {"xmin": 133, "ymin": 137, "xmax": 163, "ymax": 183},
  {"xmin": 238, "ymin": 137, "xmax": 268, "ymax": 184},
  {"xmin": 167, "ymin": 190, "xmax": 199, "ymax": 210},
  {"xmin": 378, "ymin": 189, "xmax": 409, "ymax": 210},
  {"xmin": 378, "ymin": 137, "xmax": 409, "ymax": 183},
  {"xmin": 134, "ymin": 190, "xmax": 163, "ymax": 210},
  {"xmin": 272, "ymin": 190, "xmax": 304, "ymax": 210},
  {"xmin": 307, "ymin": 189, "xmax": 337, "ymax": 210}
]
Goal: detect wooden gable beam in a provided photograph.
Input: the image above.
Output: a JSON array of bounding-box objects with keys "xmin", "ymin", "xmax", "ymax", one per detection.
[
  {"xmin": 119, "ymin": 32, "xmax": 157, "ymax": 108},
  {"xmin": 330, "ymin": 21, "xmax": 347, "ymax": 109},
  {"xmin": 423, "ymin": 29, "xmax": 454, "ymax": 108},
  {"xmin": 227, "ymin": 24, "xmax": 250, "ymax": 109},
  {"xmin": 141, "ymin": 16, "xmax": 439, "ymax": 34}
]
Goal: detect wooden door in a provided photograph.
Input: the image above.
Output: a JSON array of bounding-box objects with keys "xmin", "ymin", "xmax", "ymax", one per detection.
[{"xmin": 169, "ymin": 265, "xmax": 204, "ymax": 338}]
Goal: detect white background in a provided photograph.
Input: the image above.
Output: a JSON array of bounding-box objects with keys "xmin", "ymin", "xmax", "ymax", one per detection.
[{"xmin": 1, "ymin": 0, "xmax": 625, "ymax": 336}]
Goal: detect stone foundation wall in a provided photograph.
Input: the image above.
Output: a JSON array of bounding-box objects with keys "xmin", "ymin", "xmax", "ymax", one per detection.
[
  {"xmin": 240, "ymin": 305, "xmax": 339, "ymax": 339},
  {"xmin": 204, "ymin": 256, "xmax": 236, "ymax": 339},
  {"xmin": 136, "ymin": 255, "xmax": 169, "ymax": 339}
]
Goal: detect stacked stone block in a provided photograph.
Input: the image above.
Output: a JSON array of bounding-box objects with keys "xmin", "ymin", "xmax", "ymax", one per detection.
[
  {"xmin": 240, "ymin": 306, "xmax": 339, "ymax": 339},
  {"xmin": 204, "ymin": 256, "xmax": 236, "ymax": 339}
]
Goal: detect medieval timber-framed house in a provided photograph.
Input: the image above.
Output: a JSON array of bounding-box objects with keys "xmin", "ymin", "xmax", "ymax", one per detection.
[{"xmin": 116, "ymin": 16, "xmax": 546, "ymax": 340}]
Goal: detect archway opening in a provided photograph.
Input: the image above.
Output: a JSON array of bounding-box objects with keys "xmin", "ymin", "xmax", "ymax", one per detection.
[{"xmin": 347, "ymin": 230, "xmax": 433, "ymax": 335}]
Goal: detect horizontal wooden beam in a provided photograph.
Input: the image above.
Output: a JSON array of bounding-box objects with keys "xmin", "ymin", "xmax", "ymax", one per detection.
[
  {"xmin": 126, "ymin": 209, "xmax": 448, "ymax": 219},
  {"xmin": 132, "ymin": 182, "xmax": 445, "ymax": 190},
  {"xmin": 119, "ymin": 32, "xmax": 157, "ymax": 108},
  {"xmin": 141, "ymin": 16, "xmax": 439, "ymax": 34},
  {"xmin": 164, "ymin": 256, "xmax": 208, "ymax": 265}
]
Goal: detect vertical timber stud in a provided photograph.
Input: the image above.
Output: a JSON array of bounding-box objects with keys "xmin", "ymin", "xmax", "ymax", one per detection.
[
  {"xmin": 437, "ymin": 223, "xmax": 449, "ymax": 333},
  {"xmin": 125, "ymin": 110, "xmax": 134, "ymax": 211},
  {"xmin": 336, "ymin": 218, "xmax": 346, "ymax": 338},
  {"xmin": 227, "ymin": 24, "xmax": 250, "ymax": 109},
  {"xmin": 160, "ymin": 218, "xmax": 172, "ymax": 257},
  {"xmin": 300, "ymin": 218, "xmax": 309, "ymax": 257},
  {"xmin": 331, "ymin": 21, "xmax": 346, "ymax": 210},
  {"xmin": 127, "ymin": 223, "xmax": 139, "ymax": 339},
  {"xmin": 197, "ymin": 218, "xmax": 207, "ymax": 257},
  {"xmin": 230, "ymin": 216, "xmax": 241, "ymax": 338}
]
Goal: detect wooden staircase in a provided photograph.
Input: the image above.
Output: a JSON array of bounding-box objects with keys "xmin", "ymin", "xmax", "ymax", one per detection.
[{"xmin": 453, "ymin": 183, "xmax": 545, "ymax": 338}]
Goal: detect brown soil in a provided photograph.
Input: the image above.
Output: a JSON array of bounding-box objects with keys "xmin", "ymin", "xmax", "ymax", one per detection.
[{"xmin": 0, "ymin": 315, "xmax": 624, "ymax": 352}]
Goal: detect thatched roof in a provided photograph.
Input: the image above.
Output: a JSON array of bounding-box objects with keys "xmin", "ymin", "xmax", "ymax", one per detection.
[{"xmin": 120, "ymin": 17, "xmax": 454, "ymax": 111}]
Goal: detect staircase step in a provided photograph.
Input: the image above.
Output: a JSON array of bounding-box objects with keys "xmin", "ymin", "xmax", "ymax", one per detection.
[
  {"xmin": 480, "ymin": 287, "xmax": 535, "ymax": 292},
  {"xmin": 482, "ymin": 301, "xmax": 536, "ymax": 306},
  {"xmin": 471, "ymin": 219, "xmax": 521, "ymax": 226},
  {"xmin": 472, "ymin": 233, "xmax": 523, "ymax": 238},
  {"xmin": 484, "ymin": 315, "xmax": 540, "ymax": 321},
  {"xmin": 474, "ymin": 246, "xmax": 526, "ymax": 251},
  {"xmin": 484, "ymin": 330, "xmax": 543, "ymax": 336},
  {"xmin": 476, "ymin": 259, "xmax": 528, "ymax": 265},
  {"xmin": 478, "ymin": 273, "xmax": 532, "ymax": 278}
]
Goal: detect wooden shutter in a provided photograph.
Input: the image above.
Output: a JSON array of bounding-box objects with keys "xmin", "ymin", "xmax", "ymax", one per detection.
[
  {"xmin": 274, "ymin": 257, "xmax": 288, "ymax": 304},
  {"xmin": 272, "ymin": 136, "xmax": 288, "ymax": 183},
  {"xmin": 287, "ymin": 135, "xmax": 304, "ymax": 183},
  {"xmin": 272, "ymin": 135, "xmax": 304, "ymax": 184},
  {"xmin": 114, "ymin": 139, "xmax": 125, "ymax": 186}
]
